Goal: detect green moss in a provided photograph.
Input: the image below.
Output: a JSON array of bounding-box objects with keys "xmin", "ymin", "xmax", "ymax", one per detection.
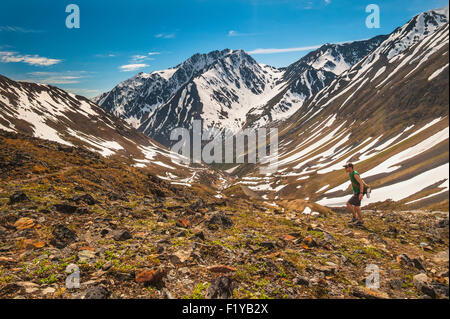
[
  {"xmin": 171, "ymin": 237, "xmax": 189, "ymax": 247},
  {"xmin": 276, "ymin": 266, "xmax": 288, "ymax": 279},
  {"xmin": 307, "ymin": 230, "xmax": 324, "ymax": 239},
  {"xmin": 183, "ymin": 282, "xmax": 210, "ymax": 299},
  {"xmin": 105, "ymin": 250, "xmax": 120, "ymax": 261},
  {"xmin": 40, "ymin": 274, "xmax": 58, "ymax": 285},
  {"xmin": 233, "ymin": 264, "xmax": 262, "ymax": 282},
  {"xmin": 0, "ymin": 274, "xmax": 15, "ymax": 283},
  {"xmin": 209, "ymin": 239, "xmax": 234, "ymax": 251}
]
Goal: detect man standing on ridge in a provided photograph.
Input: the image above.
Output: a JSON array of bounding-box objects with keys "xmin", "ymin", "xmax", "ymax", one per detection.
[{"xmin": 344, "ymin": 162, "xmax": 369, "ymax": 227}]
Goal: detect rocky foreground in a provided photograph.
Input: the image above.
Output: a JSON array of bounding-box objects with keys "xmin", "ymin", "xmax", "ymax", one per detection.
[{"xmin": 0, "ymin": 131, "xmax": 448, "ymax": 299}]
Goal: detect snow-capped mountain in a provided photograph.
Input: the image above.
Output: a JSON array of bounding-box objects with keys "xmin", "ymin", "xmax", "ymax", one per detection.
[
  {"xmin": 1, "ymin": 6, "xmax": 447, "ymax": 209},
  {"xmin": 93, "ymin": 69, "xmax": 178, "ymax": 128},
  {"xmin": 93, "ymin": 49, "xmax": 270, "ymax": 130},
  {"xmin": 0, "ymin": 74, "xmax": 222, "ymax": 186},
  {"xmin": 302, "ymin": 6, "xmax": 449, "ymax": 122},
  {"xmin": 245, "ymin": 35, "xmax": 388, "ymax": 127},
  {"xmin": 234, "ymin": 8, "xmax": 449, "ymax": 209},
  {"xmin": 248, "ymin": 5, "xmax": 449, "ymax": 131},
  {"xmin": 382, "ymin": 6, "xmax": 449, "ymax": 60},
  {"xmin": 292, "ymin": 35, "xmax": 389, "ymax": 76},
  {"xmin": 95, "ymin": 49, "xmax": 284, "ymax": 145},
  {"xmin": 96, "ymin": 37, "xmax": 387, "ymax": 146},
  {"xmin": 139, "ymin": 50, "xmax": 284, "ymax": 145}
]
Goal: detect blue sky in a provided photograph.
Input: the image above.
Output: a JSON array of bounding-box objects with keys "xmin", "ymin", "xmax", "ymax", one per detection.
[{"xmin": 0, "ymin": 0, "xmax": 448, "ymax": 97}]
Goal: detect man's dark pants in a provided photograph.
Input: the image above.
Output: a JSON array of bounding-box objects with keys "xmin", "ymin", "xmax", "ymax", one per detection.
[{"xmin": 348, "ymin": 193, "xmax": 361, "ymax": 207}]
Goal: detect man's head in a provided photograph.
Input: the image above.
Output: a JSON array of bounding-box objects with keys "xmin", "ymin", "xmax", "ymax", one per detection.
[{"xmin": 344, "ymin": 162, "xmax": 354, "ymax": 173}]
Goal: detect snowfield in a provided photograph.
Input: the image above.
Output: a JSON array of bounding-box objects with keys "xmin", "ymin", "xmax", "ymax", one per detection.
[{"xmin": 318, "ymin": 163, "xmax": 449, "ymax": 207}]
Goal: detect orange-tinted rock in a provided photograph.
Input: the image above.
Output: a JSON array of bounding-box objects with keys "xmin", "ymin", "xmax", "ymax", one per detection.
[
  {"xmin": 13, "ymin": 218, "xmax": 35, "ymax": 230},
  {"xmin": 0, "ymin": 257, "xmax": 17, "ymax": 264},
  {"xmin": 302, "ymin": 236, "xmax": 318, "ymax": 248},
  {"xmin": 176, "ymin": 218, "xmax": 190, "ymax": 228},
  {"xmin": 135, "ymin": 269, "xmax": 166, "ymax": 285},
  {"xmin": 207, "ymin": 265, "xmax": 237, "ymax": 273},
  {"xmin": 23, "ymin": 240, "xmax": 45, "ymax": 249},
  {"xmin": 283, "ymin": 235, "xmax": 296, "ymax": 241},
  {"xmin": 301, "ymin": 243, "xmax": 312, "ymax": 250}
]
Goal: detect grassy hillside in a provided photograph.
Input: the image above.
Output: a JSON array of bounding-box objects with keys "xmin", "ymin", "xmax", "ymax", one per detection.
[{"xmin": 0, "ymin": 130, "xmax": 448, "ymax": 299}]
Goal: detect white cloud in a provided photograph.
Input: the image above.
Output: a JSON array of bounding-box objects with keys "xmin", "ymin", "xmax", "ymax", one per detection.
[
  {"xmin": 228, "ymin": 30, "xmax": 259, "ymax": 37},
  {"xmin": 247, "ymin": 45, "xmax": 322, "ymax": 54},
  {"xmin": 0, "ymin": 51, "xmax": 61, "ymax": 66},
  {"xmin": 65, "ymin": 88, "xmax": 101, "ymax": 98},
  {"xmin": 148, "ymin": 52, "xmax": 160, "ymax": 56},
  {"xmin": 130, "ymin": 54, "xmax": 156, "ymax": 62},
  {"xmin": 95, "ymin": 53, "xmax": 116, "ymax": 58},
  {"xmin": 24, "ymin": 71, "xmax": 88, "ymax": 84},
  {"xmin": 38, "ymin": 75, "xmax": 81, "ymax": 84},
  {"xmin": 119, "ymin": 64, "xmax": 149, "ymax": 72},
  {"xmin": 155, "ymin": 33, "xmax": 175, "ymax": 39},
  {"xmin": 131, "ymin": 55, "xmax": 148, "ymax": 62},
  {"xmin": 0, "ymin": 26, "xmax": 42, "ymax": 33}
]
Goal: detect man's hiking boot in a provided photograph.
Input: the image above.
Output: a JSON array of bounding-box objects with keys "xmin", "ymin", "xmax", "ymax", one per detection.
[
  {"xmin": 354, "ymin": 220, "xmax": 365, "ymax": 228},
  {"xmin": 349, "ymin": 218, "xmax": 358, "ymax": 226}
]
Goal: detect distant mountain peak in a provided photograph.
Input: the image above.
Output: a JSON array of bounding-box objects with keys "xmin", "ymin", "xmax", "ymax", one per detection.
[
  {"xmin": 93, "ymin": 6, "xmax": 448, "ymax": 148},
  {"xmin": 383, "ymin": 5, "xmax": 449, "ymax": 60},
  {"xmin": 430, "ymin": 5, "xmax": 449, "ymax": 19}
]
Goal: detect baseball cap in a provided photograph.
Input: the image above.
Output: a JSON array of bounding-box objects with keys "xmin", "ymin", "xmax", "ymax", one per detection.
[{"xmin": 343, "ymin": 162, "xmax": 354, "ymax": 168}]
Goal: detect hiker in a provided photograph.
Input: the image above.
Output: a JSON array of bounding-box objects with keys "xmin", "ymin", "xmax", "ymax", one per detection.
[{"xmin": 344, "ymin": 162, "xmax": 369, "ymax": 227}]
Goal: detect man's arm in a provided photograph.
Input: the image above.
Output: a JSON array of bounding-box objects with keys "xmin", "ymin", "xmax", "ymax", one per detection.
[{"xmin": 354, "ymin": 174, "xmax": 364, "ymax": 199}]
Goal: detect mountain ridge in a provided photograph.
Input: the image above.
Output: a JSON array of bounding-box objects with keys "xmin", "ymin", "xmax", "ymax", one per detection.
[
  {"xmin": 231, "ymin": 17, "xmax": 449, "ymax": 210},
  {"xmin": 0, "ymin": 74, "xmax": 225, "ymax": 190},
  {"xmin": 94, "ymin": 36, "xmax": 389, "ymax": 146}
]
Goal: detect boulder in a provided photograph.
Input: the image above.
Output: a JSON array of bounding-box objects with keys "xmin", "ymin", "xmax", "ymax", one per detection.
[
  {"xmin": 294, "ymin": 276, "xmax": 310, "ymax": 286},
  {"xmin": 413, "ymin": 273, "xmax": 437, "ymax": 298},
  {"xmin": 205, "ymin": 276, "xmax": 233, "ymax": 299},
  {"xmin": 169, "ymin": 248, "xmax": 193, "ymax": 265},
  {"xmin": 351, "ymin": 287, "xmax": 389, "ymax": 299},
  {"xmin": 71, "ymin": 194, "xmax": 97, "ymax": 205},
  {"xmin": 323, "ymin": 232, "xmax": 336, "ymax": 243},
  {"xmin": 54, "ymin": 204, "xmax": 78, "ymax": 214},
  {"xmin": 389, "ymin": 278, "xmax": 403, "ymax": 290},
  {"xmin": 50, "ymin": 224, "xmax": 77, "ymax": 248},
  {"xmin": 9, "ymin": 191, "xmax": 29, "ymax": 205},
  {"xmin": 411, "ymin": 257, "xmax": 427, "ymax": 272},
  {"xmin": 435, "ymin": 218, "xmax": 449, "ymax": 228},
  {"xmin": 113, "ymin": 230, "xmax": 132, "ymax": 241},
  {"xmin": 207, "ymin": 212, "xmax": 233, "ymax": 230},
  {"xmin": 78, "ymin": 250, "xmax": 96, "ymax": 263},
  {"xmin": 84, "ymin": 286, "xmax": 110, "ymax": 299}
]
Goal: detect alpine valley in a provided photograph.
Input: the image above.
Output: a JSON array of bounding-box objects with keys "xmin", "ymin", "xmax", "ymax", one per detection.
[
  {"xmin": 0, "ymin": 6, "xmax": 448, "ymax": 300},
  {"xmin": 91, "ymin": 6, "xmax": 450, "ymax": 211}
]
